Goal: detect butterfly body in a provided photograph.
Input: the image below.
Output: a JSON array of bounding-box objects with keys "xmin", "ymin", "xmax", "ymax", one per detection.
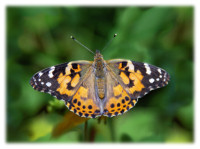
[
  {"xmin": 30, "ymin": 50, "xmax": 170, "ymax": 118},
  {"xmin": 94, "ymin": 50, "xmax": 107, "ymax": 101}
]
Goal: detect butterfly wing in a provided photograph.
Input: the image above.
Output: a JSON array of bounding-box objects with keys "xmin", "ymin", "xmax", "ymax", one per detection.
[
  {"xmin": 103, "ymin": 59, "xmax": 170, "ymax": 117},
  {"xmin": 103, "ymin": 71, "xmax": 137, "ymax": 117},
  {"xmin": 67, "ymin": 70, "xmax": 102, "ymax": 118},
  {"xmin": 30, "ymin": 61, "xmax": 101, "ymax": 118}
]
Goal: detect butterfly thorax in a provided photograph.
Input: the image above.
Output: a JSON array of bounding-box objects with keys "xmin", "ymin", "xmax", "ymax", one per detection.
[{"xmin": 94, "ymin": 50, "xmax": 106, "ymax": 100}]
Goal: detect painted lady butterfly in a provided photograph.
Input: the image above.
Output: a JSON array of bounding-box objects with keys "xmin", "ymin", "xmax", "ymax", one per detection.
[{"xmin": 30, "ymin": 35, "xmax": 170, "ymax": 118}]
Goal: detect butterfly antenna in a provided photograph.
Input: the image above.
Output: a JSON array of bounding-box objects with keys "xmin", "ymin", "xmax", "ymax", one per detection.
[
  {"xmin": 70, "ymin": 36, "xmax": 95, "ymax": 55},
  {"xmin": 102, "ymin": 33, "xmax": 117, "ymax": 52}
]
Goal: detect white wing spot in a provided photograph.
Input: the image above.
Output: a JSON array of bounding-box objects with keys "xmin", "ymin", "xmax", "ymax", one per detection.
[
  {"xmin": 38, "ymin": 72, "xmax": 43, "ymax": 77},
  {"xmin": 149, "ymin": 87, "xmax": 154, "ymax": 91},
  {"xmin": 48, "ymin": 66, "xmax": 55, "ymax": 78},
  {"xmin": 65, "ymin": 63, "xmax": 72, "ymax": 74},
  {"xmin": 159, "ymin": 75, "xmax": 162, "ymax": 78},
  {"xmin": 33, "ymin": 77, "xmax": 37, "ymax": 85},
  {"xmin": 164, "ymin": 73, "xmax": 167, "ymax": 79},
  {"xmin": 46, "ymin": 82, "xmax": 52, "ymax": 87},
  {"xmin": 41, "ymin": 82, "xmax": 44, "ymax": 85},
  {"xmin": 33, "ymin": 77, "xmax": 36, "ymax": 82},
  {"xmin": 157, "ymin": 68, "xmax": 162, "ymax": 74},
  {"xmin": 149, "ymin": 78, "xmax": 155, "ymax": 83},
  {"xmin": 156, "ymin": 78, "xmax": 160, "ymax": 81},
  {"xmin": 128, "ymin": 61, "xmax": 134, "ymax": 71},
  {"xmin": 144, "ymin": 63, "xmax": 151, "ymax": 75},
  {"xmin": 38, "ymin": 79, "xmax": 41, "ymax": 82}
]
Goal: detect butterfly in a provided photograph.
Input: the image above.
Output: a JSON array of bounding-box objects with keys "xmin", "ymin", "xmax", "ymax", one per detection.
[{"xmin": 30, "ymin": 36, "xmax": 170, "ymax": 118}]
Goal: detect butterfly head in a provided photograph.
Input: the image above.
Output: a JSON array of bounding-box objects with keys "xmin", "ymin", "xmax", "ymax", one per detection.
[{"xmin": 94, "ymin": 50, "xmax": 103, "ymax": 60}]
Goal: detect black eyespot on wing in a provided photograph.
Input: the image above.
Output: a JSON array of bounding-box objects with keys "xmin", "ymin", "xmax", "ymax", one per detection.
[
  {"xmin": 91, "ymin": 114, "xmax": 96, "ymax": 118},
  {"xmin": 107, "ymin": 113, "xmax": 112, "ymax": 117},
  {"xmin": 125, "ymin": 96, "xmax": 129, "ymax": 101},
  {"xmin": 78, "ymin": 101, "xmax": 81, "ymax": 106},
  {"xmin": 110, "ymin": 104, "xmax": 115, "ymax": 108},
  {"xmin": 95, "ymin": 110, "xmax": 100, "ymax": 113},
  {"xmin": 88, "ymin": 105, "xmax": 92, "ymax": 109},
  {"xmin": 73, "ymin": 99, "xmax": 77, "ymax": 104}
]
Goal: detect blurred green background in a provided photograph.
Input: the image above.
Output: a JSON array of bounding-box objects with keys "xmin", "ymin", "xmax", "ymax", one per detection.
[{"xmin": 6, "ymin": 6, "xmax": 193, "ymax": 142}]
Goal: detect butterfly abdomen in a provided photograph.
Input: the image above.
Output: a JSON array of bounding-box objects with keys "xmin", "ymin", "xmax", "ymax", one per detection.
[{"xmin": 96, "ymin": 78, "xmax": 105, "ymax": 99}]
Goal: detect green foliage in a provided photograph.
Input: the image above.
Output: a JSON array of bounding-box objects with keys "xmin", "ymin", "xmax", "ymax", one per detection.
[{"xmin": 6, "ymin": 6, "xmax": 193, "ymax": 142}]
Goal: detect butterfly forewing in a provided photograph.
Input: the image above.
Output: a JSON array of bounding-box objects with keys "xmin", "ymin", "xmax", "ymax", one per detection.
[
  {"xmin": 30, "ymin": 62, "xmax": 68, "ymax": 100},
  {"xmin": 106, "ymin": 59, "xmax": 170, "ymax": 100},
  {"xmin": 30, "ymin": 61, "xmax": 93, "ymax": 103}
]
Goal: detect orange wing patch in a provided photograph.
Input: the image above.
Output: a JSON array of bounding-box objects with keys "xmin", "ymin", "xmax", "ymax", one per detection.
[
  {"xmin": 56, "ymin": 73, "xmax": 76, "ymax": 96},
  {"xmin": 71, "ymin": 74, "xmax": 80, "ymax": 87},
  {"xmin": 118, "ymin": 61, "xmax": 145, "ymax": 94},
  {"xmin": 128, "ymin": 70, "xmax": 145, "ymax": 94},
  {"xmin": 113, "ymin": 84, "xmax": 123, "ymax": 97},
  {"xmin": 56, "ymin": 63, "xmax": 83, "ymax": 97},
  {"xmin": 120, "ymin": 72, "xmax": 130, "ymax": 85}
]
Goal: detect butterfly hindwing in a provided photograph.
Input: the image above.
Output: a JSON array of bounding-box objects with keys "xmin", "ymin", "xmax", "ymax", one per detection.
[
  {"xmin": 106, "ymin": 59, "xmax": 170, "ymax": 100},
  {"xmin": 103, "ymin": 71, "xmax": 137, "ymax": 117},
  {"xmin": 66, "ymin": 69, "xmax": 102, "ymax": 118}
]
